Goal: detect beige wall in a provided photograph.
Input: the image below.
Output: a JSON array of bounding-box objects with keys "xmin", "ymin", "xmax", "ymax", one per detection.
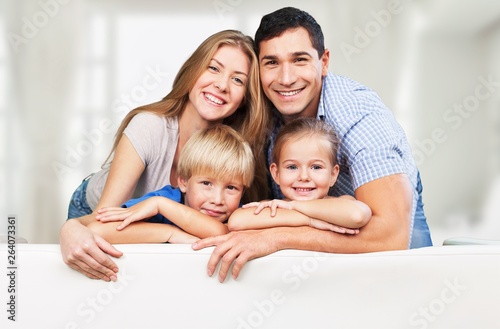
[{"xmin": 1, "ymin": 0, "xmax": 499, "ymax": 244}]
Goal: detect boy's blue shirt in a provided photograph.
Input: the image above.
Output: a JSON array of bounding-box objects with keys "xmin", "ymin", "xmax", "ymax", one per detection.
[{"xmin": 122, "ymin": 185, "xmax": 182, "ymax": 225}]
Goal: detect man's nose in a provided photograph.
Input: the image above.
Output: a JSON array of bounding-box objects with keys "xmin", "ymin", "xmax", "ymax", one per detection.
[{"xmin": 277, "ymin": 63, "xmax": 296, "ymax": 86}]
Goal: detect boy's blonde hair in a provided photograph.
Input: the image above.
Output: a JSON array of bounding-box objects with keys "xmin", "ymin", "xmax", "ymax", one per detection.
[{"xmin": 178, "ymin": 125, "xmax": 255, "ymax": 188}]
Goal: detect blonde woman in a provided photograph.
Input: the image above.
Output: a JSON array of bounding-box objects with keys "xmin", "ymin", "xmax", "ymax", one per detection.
[{"xmin": 60, "ymin": 30, "xmax": 269, "ymax": 281}]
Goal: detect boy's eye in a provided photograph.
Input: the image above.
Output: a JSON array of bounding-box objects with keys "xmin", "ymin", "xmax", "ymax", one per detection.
[{"xmin": 201, "ymin": 181, "xmax": 212, "ymax": 186}]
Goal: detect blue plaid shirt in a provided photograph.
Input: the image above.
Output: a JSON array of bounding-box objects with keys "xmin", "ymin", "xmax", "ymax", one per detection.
[{"xmin": 267, "ymin": 72, "xmax": 421, "ymax": 241}]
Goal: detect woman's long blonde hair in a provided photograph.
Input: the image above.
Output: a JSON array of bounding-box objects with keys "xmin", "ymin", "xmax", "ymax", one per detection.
[{"xmin": 106, "ymin": 30, "xmax": 269, "ymax": 202}]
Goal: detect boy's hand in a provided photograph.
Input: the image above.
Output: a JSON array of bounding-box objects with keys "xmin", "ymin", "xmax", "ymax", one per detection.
[
  {"xmin": 309, "ymin": 218, "xmax": 359, "ymax": 234},
  {"xmin": 96, "ymin": 198, "xmax": 160, "ymax": 230},
  {"xmin": 242, "ymin": 199, "xmax": 292, "ymax": 217}
]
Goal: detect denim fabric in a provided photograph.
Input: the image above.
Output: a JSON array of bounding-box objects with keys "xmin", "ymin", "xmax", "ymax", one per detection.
[
  {"xmin": 67, "ymin": 177, "xmax": 93, "ymax": 220},
  {"xmin": 410, "ymin": 173, "xmax": 433, "ymax": 248}
]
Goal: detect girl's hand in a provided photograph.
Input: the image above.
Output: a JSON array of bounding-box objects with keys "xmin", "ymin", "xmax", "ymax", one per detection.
[
  {"xmin": 242, "ymin": 199, "xmax": 293, "ymax": 217},
  {"xmin": 96, "ymin": 198, "xmax": 160, "ymax": 230},
  {"xmin": 309, "ymin": 218, "xmax": 360, "ymax": 234}
]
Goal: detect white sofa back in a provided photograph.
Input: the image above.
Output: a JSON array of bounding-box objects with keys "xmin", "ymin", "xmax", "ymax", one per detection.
[{"xmin": 1, "ymin": 244, "xmax": 499, "ymax": 329}]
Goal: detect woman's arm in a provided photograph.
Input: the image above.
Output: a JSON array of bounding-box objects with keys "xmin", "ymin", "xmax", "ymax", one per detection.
[
  {"xmin": 88, "ymin": 221, "xmax": 199, "ymax": 244},
  {"xmin": 60, "ymin": 134, "xmax": 146, "ymax": 280},
  {"xmin": 97, "ymin": 196, "xmax": 230, "ymax": 238}
]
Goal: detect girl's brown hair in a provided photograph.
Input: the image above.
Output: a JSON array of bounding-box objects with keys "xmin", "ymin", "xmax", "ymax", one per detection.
[{"xmin": 272, "ymin": 117, "xmax": 340, "ymax": 166}]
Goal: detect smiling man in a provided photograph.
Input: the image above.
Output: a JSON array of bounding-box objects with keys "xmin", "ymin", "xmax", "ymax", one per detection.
[{"xmin": 193, "ymin": 7, "xmax": 432, "ymax": 282}]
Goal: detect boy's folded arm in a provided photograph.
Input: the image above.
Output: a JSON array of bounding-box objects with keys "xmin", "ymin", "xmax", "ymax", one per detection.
[{"xmin": 156, "ymin": 198, "xmax": 229, "ymax": 237}]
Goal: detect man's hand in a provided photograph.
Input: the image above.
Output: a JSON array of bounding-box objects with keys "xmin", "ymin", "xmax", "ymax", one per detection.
[
  {"xmin": 60, "ymin": 219, "xmax": 123, "ymax": 281},
  {"xmin": 192, "ymin": 230, "xmax": 279, "ymax": 283}
]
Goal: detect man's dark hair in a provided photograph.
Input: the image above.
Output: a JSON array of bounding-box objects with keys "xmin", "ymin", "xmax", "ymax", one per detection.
[{"xmin": 255, "ymin": 7, "xmax": 325, "ymax": 58}]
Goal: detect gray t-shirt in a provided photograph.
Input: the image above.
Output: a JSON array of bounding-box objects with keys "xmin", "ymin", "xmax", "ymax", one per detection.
[{"xmin": 86, "ymin": 113, "xmax": 179, "ymax": 210}]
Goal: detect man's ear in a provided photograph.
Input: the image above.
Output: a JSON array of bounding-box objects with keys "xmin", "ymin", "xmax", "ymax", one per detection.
[
  {"xmin": 321, "ymin": 48, "xmax": 330, "ymax": 77},
  {"xmin": 330, "ymin": 164, "xmax": 340, "ymax": 187},
  {"xmin": 177, "ymin": 176, "xmax": 188, "ymax": 193},
  {"xmin": 270, "ymin": 163, "xmax": 280, "ymax": 185}
]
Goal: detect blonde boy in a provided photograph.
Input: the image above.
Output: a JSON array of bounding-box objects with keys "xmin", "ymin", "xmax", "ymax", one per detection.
[{"xmin": 89, "ymin": 125, "xmax": 254, "ymax": 243}]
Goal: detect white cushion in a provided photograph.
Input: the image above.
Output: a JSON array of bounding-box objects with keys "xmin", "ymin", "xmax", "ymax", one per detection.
[{"xmin": 1, "ymin": 244, "xmax": 499, "ymax": 329}]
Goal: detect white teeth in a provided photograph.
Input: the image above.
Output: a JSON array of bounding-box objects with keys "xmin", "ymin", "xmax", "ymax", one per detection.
[
  {"xmin": 295, "ymin": 188, "xmax": 313, "ymax": 192},
  {"xmin": 205, "ymin": 93, "xmax": 224, "ymax": 105},
  {"xmin": 278, "ymin": 90, "xmax": 301, "ymax": 96}
]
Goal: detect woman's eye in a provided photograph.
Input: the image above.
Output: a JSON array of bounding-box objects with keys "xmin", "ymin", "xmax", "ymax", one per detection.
[
  {"xmin": 208, "ymin": 65, "xmax": 219, "ymax": 72},
  {"xmin": 233, "ymin": 77, "xmax": 244, "ymax": 85}
]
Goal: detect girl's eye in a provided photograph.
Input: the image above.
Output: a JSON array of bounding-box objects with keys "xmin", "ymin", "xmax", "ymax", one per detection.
[
  {"xmin": 286, "ymin": 165, "xmax": 297, "ymax": 170},
  {"xmin": 312, "ymin": 165, "xmax": 323, "ymax": 170},
  {"xmin": 227, "ymin": 185, "xmax": 238, "ymax": 191}
]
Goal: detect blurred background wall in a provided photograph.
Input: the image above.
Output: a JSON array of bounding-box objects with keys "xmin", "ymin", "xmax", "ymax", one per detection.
[{"xmin": 0, "ymin": 0, "xmax": 499, "ymax": 245}]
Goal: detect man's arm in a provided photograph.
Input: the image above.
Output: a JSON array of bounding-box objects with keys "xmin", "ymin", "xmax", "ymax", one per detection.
[{"xmin": 193, "ymin": 174, "xmax": 411, "ymax": 282}]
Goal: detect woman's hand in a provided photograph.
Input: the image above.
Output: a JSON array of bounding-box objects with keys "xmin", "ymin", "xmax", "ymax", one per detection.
[{"xmin": 60, "ymin": 219, "xmax": 123, "ymax": 281}]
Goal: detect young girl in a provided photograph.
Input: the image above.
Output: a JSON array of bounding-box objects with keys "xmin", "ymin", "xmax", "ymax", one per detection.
[
  {"xmin": 89, "ymin": 125, "xmax": 254, "ymax": 244},
  {"xmin": 228, "ymin": 117, "xmax": 371, "ymax": 234},
  {"xmin": 60, "ymin": 30, "xmax": 269, "ymax": 281}
]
